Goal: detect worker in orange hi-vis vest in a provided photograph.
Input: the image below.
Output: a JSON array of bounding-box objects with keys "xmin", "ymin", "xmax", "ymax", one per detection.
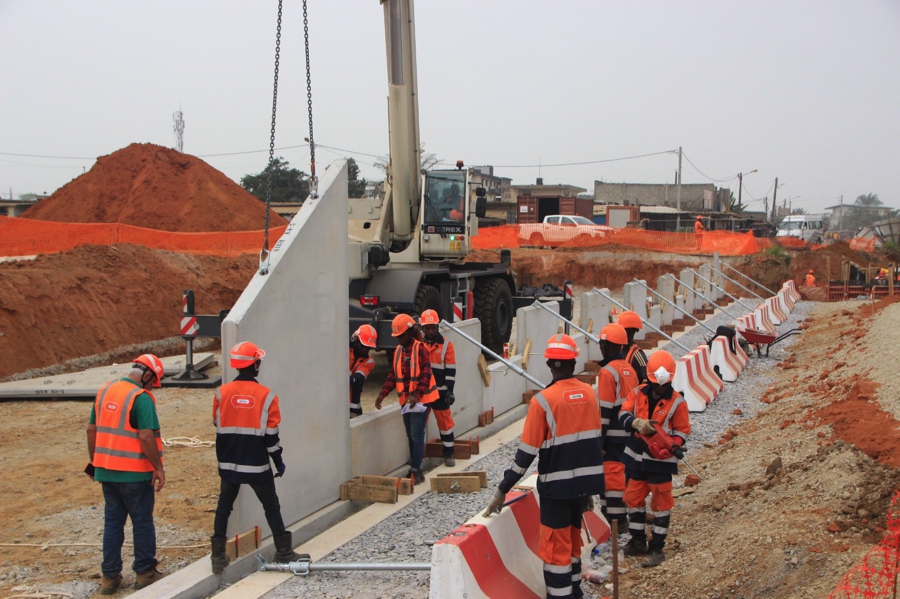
[
  {"xmin": 595, "ymin": 323, "xmax": 640, "ymax": 539},
  {"xmin": 375, "ymin": 314, "xmax": 441, "ymax": 484},
  {"xmin": 805, "ymin": 269, "xmax": 817, "ymax": 287},
  {"xmin": 349, "ymin": 324, "xmax": 378, "ymax": 418},
  {"xmin": 484, "ymin": 334, "xmax": 604, "ymax": 599},
  {"xmin": 694, "ymin": 215, "xmax": 705, "ymax": 234},
  {"xmin": 619, "ymin": 350, "xmax": 691, "ymax": 569},
  {"xmin": 210, "ymin": 341, "xmax": 307, "ymax": 575},
  {"xmin": 617, "ymin": 310, "xmax": 648, "ymax": 384},
  {"xmin": 86, "ymin": 354, "xmax": 167, "ymax": 595},
  {"xmin": 420, "ymin": 309, "xmax": 457, "ymax": 467}
]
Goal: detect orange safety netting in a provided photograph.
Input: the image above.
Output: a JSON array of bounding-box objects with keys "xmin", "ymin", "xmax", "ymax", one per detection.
[
  {"xmin": 849, "ymin": 237, "xmax": 879, "ymax": 253},
  {"xmin": 829, "ymin": 491, "xmax": 900, "ymax": 598},
  {"xmin": 775, "ymin": 237, "xmax": 809, "ymax": 249},
  {"xmin": 0, "ymin": 216, "xmax": 286, "ymax": 257},
  {"xmin": 471, "ymin": 225, "xmax": 773, "ymax": 256}
]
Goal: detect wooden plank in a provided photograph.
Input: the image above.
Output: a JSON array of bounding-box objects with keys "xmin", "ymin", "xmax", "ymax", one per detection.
[
  {"xmin": 225, "ymin": 527, "xmax": 259, "ymax": 560},
  {"xmin": 522, "ymin": 389, "xmax": 540, "ymax": 404},
  {"xmin": 477, "ymin": 408, "xmax": 494, "ymax": 427},
  {"xmin": 469, "ymin": 436, "xmax": 480, "ymax": 455},
  {"xmin": 425, "ymin": 439, "xmax": 473, "ymax": 459},
  {"xmin": 508, "ymin": 340, "xmax": 517, "ymax": 357},
  {"xmin": 582, "ymin": 360, "xmax": 601, "ymax": 373},
  {"xmin": 477, "ymin": 354, "xmax": 491, "ymax": 387},
  {"xmin": 573, "ymin": 373, "xmax": 595, "ymax": 385},
  {"xmin": 522, "ymin": 339, "xmax": 533, "ymax": 370},
  {"xmin": 436, "ymin": 470, "xmax": 487, "ymax": 488},
  {"xmin": 430, "ymin": 475, "xmax": 482, "ymax": 494},
  {"xmin": 344, "ymin": 484, "xmax": 398, "ymax": 504}
]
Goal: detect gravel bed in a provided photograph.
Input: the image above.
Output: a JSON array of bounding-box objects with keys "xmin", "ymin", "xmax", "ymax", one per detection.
[{"xmin": 258, "ymin": 299, "xmax": 810, "ymax": 599}]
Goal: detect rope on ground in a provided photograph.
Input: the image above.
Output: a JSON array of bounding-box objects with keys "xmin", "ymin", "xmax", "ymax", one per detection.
[
  {"xmin": 3, "ymin": 590, "xmax": 72, "ymax": 599},
  {"xmin": 0, "ymin": 542, "xmax": 208, "ymax": 549},
  {"xmin": 162, "ymin": 436, "xmax": 214, "ymax": 448}
]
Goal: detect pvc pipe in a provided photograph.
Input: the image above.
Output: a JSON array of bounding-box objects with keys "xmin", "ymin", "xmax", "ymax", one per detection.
[
  {"xmin": 709, "ymin": 266, "xmax": 765, "ymax": 301},
  {"xmin": 630, "ymin": 279, "xmax": 715, "ymax": 334},
  {"xmin": 439, "ymin": 319, "xmax": 546, "ymax": 389},
  {"xmin": 664, "ymin": 274, "xmax": 741, "ymax": 320},
  {"xmin": 591, "ymin": 288, "xmax": 690, "ymax": 353},
  {"xmin": 689, "ymin": 269, "xmax": 755, "ymax": 312},
  {"xmin": 720, "ymin": 262, "xmax": 778, "ymax": 296},
  {"xmin": 531, "ymin": 300, "xmax": 600, "ymax": 343}
]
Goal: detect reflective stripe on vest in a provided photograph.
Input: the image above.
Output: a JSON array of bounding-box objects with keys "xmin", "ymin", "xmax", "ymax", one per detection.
[
  {"xmin": 93, "ymin": 381, "xmax": 162, "ymax": 473},
  {"xmin": 392, "ymin": 340, "xmax": 440, "ymax": 405}
]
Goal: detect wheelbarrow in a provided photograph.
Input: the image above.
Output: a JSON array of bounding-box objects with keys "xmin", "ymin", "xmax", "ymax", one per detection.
[{"xmin": 738, "ymin": 327, "xmax": 802, "ymax": 358}]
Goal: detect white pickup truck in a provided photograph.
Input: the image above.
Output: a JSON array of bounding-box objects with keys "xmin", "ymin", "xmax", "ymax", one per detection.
[{"xmin": 519, "ymin": 215, "xmax": 612, "ymax": 247}]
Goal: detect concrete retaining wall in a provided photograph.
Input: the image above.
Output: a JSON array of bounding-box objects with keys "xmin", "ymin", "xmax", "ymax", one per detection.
[{"xmin": 516, "ymin": 302, "xmax": 561, "ymax": 389}]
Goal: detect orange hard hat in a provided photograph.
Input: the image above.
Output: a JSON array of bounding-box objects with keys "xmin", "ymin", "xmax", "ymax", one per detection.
[
  {"xmin": 544, "ymin": 334, "xmax": 579, "ymax": 360},
  {"xmin": 229, "ymin": 341, "xmax": 265, "ymax": 369},
  {"xmin": 600, "ymin": 323, "xmax": 628, "ymax": 345},
  {"xmin": 696, "ymin": 215, "xmax": 703, "ymax": 220},
  {"xmin": 353, "ymin": 324, "xmax": 378, "ymax": 348},
  {"xmin": 647, "ymin": 350, "xmax": 676, "ymax": 384},
  {"xmin": 133, "ymin": 354, "xmax": 164, "ymax": 388},
  {"xmin": 616, "ymin": 310, "xmax": 643, "ymax": 331},
  {"xmin": 808, "ymin": 270, "xmax": 814, "ymax": 274},
  {"xmin": 420, "ymin": 309, "xmax": 440, "ymax": 326},
  {"xmin": 391, "ymin": 314, "xmax": 416, "ymax": 337}
]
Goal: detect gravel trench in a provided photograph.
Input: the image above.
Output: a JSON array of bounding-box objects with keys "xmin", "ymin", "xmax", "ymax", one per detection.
[{"xmin": 257, "ymin": 300, "xmax": 811, "ymax": 599}]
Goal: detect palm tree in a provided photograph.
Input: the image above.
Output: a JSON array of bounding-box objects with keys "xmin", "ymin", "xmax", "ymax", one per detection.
[{"xmin": 855, "ymin": 193, "xmax": 882, "ymax": 206}]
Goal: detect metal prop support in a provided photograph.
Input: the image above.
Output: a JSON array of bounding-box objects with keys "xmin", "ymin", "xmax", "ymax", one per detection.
[
  {"xmin": 530, "ymin": 300, "xmax": 599, "ymax": 343},
  {"xmin": 439, "ymin": 320, "xmax": 546, "ymax": 389},
  {"xmin": 720, "ymin": 262, "xmax": 778, "ymax": 297},
  {"xmin": 630, "ymin": 279, "xmax": 715, "ymax": 334},
  {"xmin": 663, "ymin": 274, "xmax": 741, "ymax": 320},
  {"xmin": 709, "ymin": 266, "xmax": 766, "ymax": 301},
  {"xmin": 689, "ymin": 269, "xmax": 755, "ymax": 312},
  {"xmin": 591, "ymin": 288, "xmax": 690, "ymax": 353},
  {"xmin": 257, "ymin": 555, "xmax": 430, "ymax": 576}
]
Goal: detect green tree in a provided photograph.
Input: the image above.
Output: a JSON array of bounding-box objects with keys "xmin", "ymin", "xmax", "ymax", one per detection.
[
  {"xmin": 240, "ymin": 157, "xmax": 309, "ymax": 203},
  {"xmin": 790, "ymin": 207, "xmax": 807, "ymax": 215},
  {"xmin": 347, "ymin": 157, "xmax": 368, "ymax": 198},
  {"xmin": 855, "ymin": 193, "xmax": 882, "ymax": 206},
  {"xmin": 842, "ymin": 193, "xmax": 898, "ymax": 232}
]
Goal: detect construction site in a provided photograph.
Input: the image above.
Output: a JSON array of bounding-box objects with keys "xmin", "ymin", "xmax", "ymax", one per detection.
[{"xmin": 2, "ymin": 2, "xmax": 899, "ymax": 599}]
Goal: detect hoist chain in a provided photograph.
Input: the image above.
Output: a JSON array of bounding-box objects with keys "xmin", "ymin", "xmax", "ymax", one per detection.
[
  {"xmin": 260, "ymin": 0, "xmax": 284, "ymax": 276},
  {"xmin": 303, "ymin": 0, "xmax": 318, "ymax": 199}
]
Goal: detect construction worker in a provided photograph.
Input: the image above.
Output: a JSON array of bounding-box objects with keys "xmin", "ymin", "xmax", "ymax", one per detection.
[
  {"xmin": 619, "ymin": 350, "xmax": 691, "ymax": 568},
  {"xmin": 210, "ymin": 341, "xmax": 306, "ymax": 575},
  {"xmin": 596, "ymin": 323, "xmax": 640, "ymax": 536},
  {"xmin": 86, "ymin": 354, "xmax": 167, "ymax": 595},
  {"xmin": 805, "ymin": 269, "xmax": 816, "ymax": 287},
  {"xmin": 617, "ymin": 310, "xmax": 648, "ymax": 383},
  {"xmin": 349, "ymin": 324, "xmax": 378, "ymax": 418},
  {"xmin": 420, "ymin": 309, "xmax": 457, "ymax": 467},
  {"xmin": 483, "ymin": 334, "xmax": 603, "ymax": 599},
  {"xmin": 375, "ymin": 314, "xmax": 440, "ymax": 484},
  {"xmin": 694, "ymin": 215, "xmax": 705, "ymax": 234}
]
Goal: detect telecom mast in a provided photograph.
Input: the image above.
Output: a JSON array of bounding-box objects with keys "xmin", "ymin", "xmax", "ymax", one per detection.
[{"xmin": 173, "ymin": 109, "xmax": 185, "ymax": 153}]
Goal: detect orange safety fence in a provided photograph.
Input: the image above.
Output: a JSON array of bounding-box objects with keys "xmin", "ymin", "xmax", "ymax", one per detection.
[
  {"xmin": 471, "ymin": 225, "xmax": 773, "ymax": 256},
  {"xmin": 0, "ymin": 216, "xmax": 287, "ymax": 257},
  {"xmin": 849, "ymin": 237, "xmax": 879, "ymax": 253},
  {"xmin": 828, "ymin": 490, "xmax": 900, "ymax": 598},
  {"xmin": 775, "ymin": 237, "xmax": 809, "ymax": 249}
]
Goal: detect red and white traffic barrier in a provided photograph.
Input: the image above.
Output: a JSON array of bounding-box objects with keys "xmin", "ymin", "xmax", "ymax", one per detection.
[
  {"xmin": 783, "ymin": 280, "xmax": 801, "ymax": 303},
  {"xmin": 672, "ymin": 345, "xmax": 722, "ymax": 412},
  {"xmin": 778, "ymin": 287, "xmax": 795, "ymax": 312},
  {"xmin": 430, "ymin": 474, "xmax": 610, "ymax": 599},
  {"xmin": 765, "ymin": 295, "xmax": 788, "ymax": 325},
  {"xmin": 709, "ymin": 335, "xmax": 745, "ymax": 382},
  {"xmin": 733, "ymin": 313, "xmax": 756, "ymax": 332},
  {"xmin": 753, "ymin": 305, "xmax": 776, "ymax": 333}
]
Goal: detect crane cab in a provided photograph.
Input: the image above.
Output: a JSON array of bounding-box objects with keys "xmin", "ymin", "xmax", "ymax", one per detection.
[{"xmin": 419, "ymin": 168, "xmax": 486, "ymax": 259}]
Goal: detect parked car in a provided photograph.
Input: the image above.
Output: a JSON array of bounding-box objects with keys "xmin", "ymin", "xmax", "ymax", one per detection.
[{"xmin": 519, "ymin": 215, "xmax": 613, "ymax": 247}]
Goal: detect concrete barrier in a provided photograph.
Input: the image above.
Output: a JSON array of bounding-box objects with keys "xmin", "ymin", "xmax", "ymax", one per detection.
[
  {"xmin": 680, "ymin": 269, "xmax": 697, "ymax": 313},
  {"xmin": 579, "ymin": 290, "xmax": 613, "ymax": 362},
  {"xmin": 429, "ymin": 474, "xmax": 610, "ymax": 599},
  {"xmin": 483, "ymin": 355, "xmax": 529, "ymax": 418},
  {"xmin": 657, "ymin": 275, "xmax": 675, "ymax": 326},
  {"xmin": 765, "ymin": 295, "xmax": 788, "ymax": 324},
  {"xmin": 783, "ymin": 280, "xmax": 801, "ymax": 303},
  {"xmin": 695, "ymin": 344, "xmax": 724, "ymax": 396},
  {"xmin": 516, "ymin": 302, "xmax": 561, "ymax": 389},
  {"xmin": 709, "ymin": 336, "xmax": 744, "ymax": 382},
  {"xmin": 733, "ymin": 313, "xmax": 757, "ymax": 332},
  {"xmin": 623, "ymin": 281, "xmax": 649, "ymax": 340},
  {"xmin": 753, "ymin": 305, "xmax": 776, "ymax": 333},
  {"xmin": 780, "ymin": 285, "xmax": 797, "ymax": 310},
  {"xmin": 673, "ymin": 345, "xmax": 721, "ymax": 412}
]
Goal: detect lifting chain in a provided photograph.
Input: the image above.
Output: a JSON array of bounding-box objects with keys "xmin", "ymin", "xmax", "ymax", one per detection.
[
  {"xmin": 260, "ymin": 0, "xmax": 284, "ymax": 276},
  {"xmin": 303, "ymin": 0, "xmax": 318, "ymax": 199}
]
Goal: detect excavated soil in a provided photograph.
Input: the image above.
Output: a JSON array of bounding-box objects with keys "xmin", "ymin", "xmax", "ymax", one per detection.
[{"xmin": 20, "ymin": 143, "xmax": 287, "ymax": 232}]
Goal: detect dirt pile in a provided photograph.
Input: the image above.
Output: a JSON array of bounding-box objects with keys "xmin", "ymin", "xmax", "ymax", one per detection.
[
  {"xmin": 20, "ymin": 143, "xmax": 287, "ymax": 232},
  {"xmin": 0, "ymin": 245, "xmax": 257, "ymax": 379}
]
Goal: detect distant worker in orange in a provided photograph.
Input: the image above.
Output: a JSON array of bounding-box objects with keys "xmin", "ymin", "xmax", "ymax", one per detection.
[
  {"xmin": 596, "ymin": 323, "xmax": 640, "ymax": 535},
  {"xmin": 420, "ymin": 309, "xmax": 457, "ymax": 467},
  {"xmin": 441, "ymin": 183, "xmax": 465, "ymax": 222},
  {"xmin": 620, "ymin": 350, "xmax": 691, "ymax": 568},
  {"xmin": 805, "ymin": 269, "xmax": 816, "ymax": 287},
  {"xmin": 617, "ymin": 310, "xmax": 649, "ymax": 384},
  {"xmin": 375, "ymin": 314, "xmax": 440, "ymax": 484},
  {"xmin": 210, "ymin": 342, "xmax": 305, "ymax": 575},
  {"xmin": 349, "ymin": 324, "xmax": 378, "ymax": 418},
  {"xmin": 483, "ymin": 334, "xmax": 603, "ymax": 599},
  {"xmin": 694, "ymin": 215, "xmax": 705, "ymax": 234}
]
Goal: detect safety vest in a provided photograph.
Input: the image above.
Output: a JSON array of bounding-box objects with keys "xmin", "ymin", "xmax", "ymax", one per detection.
[
  {"xmin": 93, "ymin": 380, "xmax": 162, "ymax": 473},
  {"xmin": 518, "ymin": 377, "xmax": 604, "ymax": 499},
  {"xmin": 695, "ymin": 221, "xmax": 705, "ymax": 234},
  {"xmin": 598, "ymin": 359, "xmax": 640, "ymax": 447},
  {"xmin": 424, "ymin": 335, "xmax": 456, "ymax": 393},
  {"xmin": 392, "ymin": 340, "xmax": 440, "ymax": 406},
  {"xmin": 805, "ymin": 274, "xmax": 816, "ymax": 286},
  {"xmin": 349, "ymin": 348, "xmax": 375, "ymax": 404},
  {"xmin": 214, "ymin": 380, "xmax": 280, "ymax": 478},
  {"xmin": 625, "ymin": 344, "xmax": 648, "ymax": 383},
  {"xmin": 621, "ymin": 384, "xmax": 691, "ymax": 474}
]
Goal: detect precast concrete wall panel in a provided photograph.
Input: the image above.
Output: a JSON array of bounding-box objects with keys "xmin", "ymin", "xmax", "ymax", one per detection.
[
  {"xmin": 350, "ymin": 405, "xmax": 408, "ymax": 478},
  {"xmin": 623, "ymin": 282, "xmax": 648, "ymax": 340},
  {"xmin": 426, "ymin": 319, "xmax": 482, "ymax": 441},
  {"xmin": 676, "ymin": 294, "xmax": 687, "ymax": 322},
  {"xmin": 648, "ymin": 305, "xmax": 662, "ymax": 333},
  {"xmin": 680, "ymin": 269, "xmax": 698, "ymax": 312},
  {"xmin": 658, "ymin": 275, "xmax": 675, "ymax": 326},
  {"xmin": 516, "ymin": 302, "xmax": 560, "ymax": 389},
  {"xmin": 484, "ymin": 356, "xmax": 528, "ymax": 417},
  {"xmin": 699, "ymin": 264, "xmax": 716, "ymax": 301},
  {"xmin": 221, "ymin": 160, "xmax": 349, "ymax": 538},
  {"xmin": 580, "ymin": 290, "xmax": 611, "ymax": 361}
]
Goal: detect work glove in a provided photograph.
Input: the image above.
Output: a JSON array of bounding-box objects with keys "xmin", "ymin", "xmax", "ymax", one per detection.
[
  {"xmin": 482, "ymin": 489, "xmax": 505, "ymax": 517},
  {"xmin": 632, "ymin": 418, "xmax": 656, "ymax": 435},
  {"xmin": 446, "ymin": 393, "xmax": 456, "ymax": 406},
  {"xmin": 274, "ymin": 460, "xmax": 286, "ymax": 478}
]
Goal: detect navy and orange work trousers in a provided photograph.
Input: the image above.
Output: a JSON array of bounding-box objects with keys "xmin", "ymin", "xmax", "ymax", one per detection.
[
  {"xmin": 539, "ymin": 496, "xmax": 590, "ymax": 599},
  {"xmin": 624, "ymin": 469, "xmax": 674, "ymax": 552}
]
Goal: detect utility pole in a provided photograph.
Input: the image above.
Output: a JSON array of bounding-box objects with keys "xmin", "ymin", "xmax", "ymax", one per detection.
[
  {"xmin": 737, "ymin": 173, "xmax": 743, "ymax": 211},
  {"xmin": 839, "ymin": 194, "xmax": 844, "ymax": 231},
  {"xmin": 772, "ymin": 177, "xmax": 778, "ymax": 223},
  {"xmin": 676, "ymin": 146, "xmax": 682, "ymax": 230},
  {"xmin": 173, "ymin": 109, "xmax": 185, "ymax": 153}
]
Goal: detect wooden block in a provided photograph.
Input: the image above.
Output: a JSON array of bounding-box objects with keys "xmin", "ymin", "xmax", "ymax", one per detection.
[
  {"xmin": 508, "ymin": 340, "xmax": 517, "ymax": 357},
  {"xmin": 477, "ymin": 409, "xmax": 495, "ymax": 427},
  {"xmin": 477, "ymin": 354, "xmax": 491, "ymax": 387},
  {"xmin": 583, "ymin": 360, "xmax": 601, "ymax": 373},
  {"xmin": 425, "ymin": 439, "xmax": 473, "ymax": 459},
  {"xmin": 360, "ymin": 475, "xmax": 413, "ymax": 495},
  {"xmin": 225, "ymin": 527, "xmax": 260, "ymax": 560},
  {"xmin": 586, "ymin": 318, "xmax": 594, "ymax": 335},
  {"xmin": 344, "ymin": 484, "xmax": 398, "ymax": 503},
  {"xmin": 430, "ymin": 475, "xmax": 482, "ymax": 494},
  {"xmin": 522, "ymin": 338, "xmax": 533, "ymax": 370},
  {"xmin": 469, "ymin": 437, "xmax": 480, "ymax": 455},
  {"xmin": 574, "ymin": 373, "xmax": 595, "ymax": 385},
  {"xmin": 436, "ymin": 470, "xmax": 487, "ymax": 488},
  {"xmin": 522, "ymin": 389, "xmax": 540, "ymax": 404}
]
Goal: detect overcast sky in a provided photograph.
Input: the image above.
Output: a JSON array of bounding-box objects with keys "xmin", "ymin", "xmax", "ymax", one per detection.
[{"xmin": 2, "ymin": 1, "xmax": 898, "ymax": 215}]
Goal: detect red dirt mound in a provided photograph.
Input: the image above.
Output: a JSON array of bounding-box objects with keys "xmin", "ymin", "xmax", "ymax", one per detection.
[
  {"xmin": 20, "ymin": 143, "xmax": 288, "ymax": 232},
  {"xmin": 0, "ymin": 245, "xmax": 257, "ymax": 378}
]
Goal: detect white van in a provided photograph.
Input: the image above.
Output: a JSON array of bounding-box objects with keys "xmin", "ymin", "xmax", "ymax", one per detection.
[{"xmin": 776, "ymin": 214, "xmax": 825, "ymax": 244}]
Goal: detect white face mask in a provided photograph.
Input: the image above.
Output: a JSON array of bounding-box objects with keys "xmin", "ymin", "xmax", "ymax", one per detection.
[{"xmin": 653, "ymin": 366, "xmax": 671, "ymax": 385}]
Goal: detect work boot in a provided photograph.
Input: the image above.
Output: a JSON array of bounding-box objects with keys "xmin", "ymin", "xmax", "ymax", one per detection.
[
  {"xmin": 622, "ymin": 537, "xmax": 648, "ymax": 556},
  {"xmin": 641, "ymin": 549, "xmax": 666, "ymax": 568},
  {"xmin": 134, "ymin": 566, "xmax": 167, "ymax": 589},
  {"xmin": 210, "ymin": 536, "xmax": 230, "ymax": 574},
  {"xmin": 273, "ymin": 532, "xmax": 310, "ymax": 563},
  {"xmin": 99, "ymin": 573, "xmax": 122, "ymax": 595},
  {"xmin": 408, "ymin": 470, "xmax": 425, "ymax": 485},
  {"xmin": 444, "ymin": 456, "xmax": 456, "ymax": 467}
]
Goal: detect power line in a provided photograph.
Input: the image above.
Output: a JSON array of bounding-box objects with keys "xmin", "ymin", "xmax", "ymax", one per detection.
[
  {"xmin": 0, "ymin": 151, "xmax": 95, "ymax": 160},
  {"xmin": 486, "ymin": 149, "xmax": 677, "ymax": 169},
  {"xmin": 680, "ymin": 152, "xmax": 739, "ymax": 183}
]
